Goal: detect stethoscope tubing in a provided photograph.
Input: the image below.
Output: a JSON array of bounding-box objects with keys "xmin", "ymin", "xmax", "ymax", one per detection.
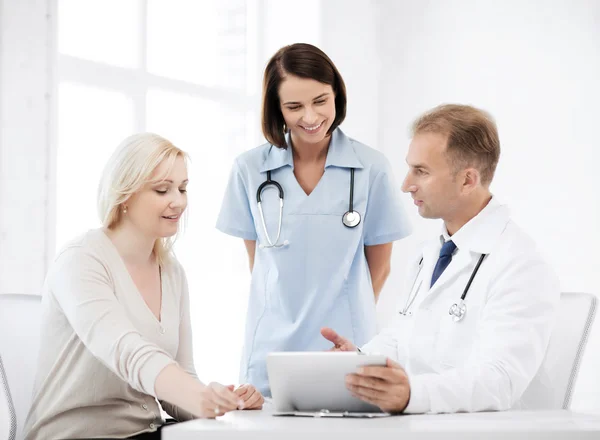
[
  {"xmin": 256, "ymin": 170, "xmax": 283, "ymax": 202},
  {"xmin": 400, "ymin": 253, "xmax": 487, "ymax": 318},
  {"xmin": 257, "ymin": 167, "xmax": 360, "ymax": 248}
]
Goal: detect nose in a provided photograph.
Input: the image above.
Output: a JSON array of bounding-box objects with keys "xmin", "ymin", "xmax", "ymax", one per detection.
[
  {"xmin": 169, "ymin": 191, "xmax": 187, "ymax": 210},
  {"xmin": 302, "ymin": 106, "xmax": 318, "ymax": 125},
  {"xmin": 401, "ymin": 173, "xmax": 416, "ymax": 193}
]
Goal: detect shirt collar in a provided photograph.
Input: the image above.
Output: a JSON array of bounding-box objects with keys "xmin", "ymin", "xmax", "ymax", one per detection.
[
  {"xmin": 324, "ymin": 128, "xmax": 364, "ymax": 169},
  {"xmin": 439, "ymin": 196, "xmax": 510, "ymax": 254},
  {"xmin": 259, "ymin": 127, "xmax": 364, "ymax": 173},
  {"xmin": 259, "ymin": 141, "xmax": 293, "ymax": 173}
]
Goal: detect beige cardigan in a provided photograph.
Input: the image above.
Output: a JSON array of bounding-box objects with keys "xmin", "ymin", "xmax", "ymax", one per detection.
[{"xmin": 24, "ymin": 229, "xmax": 196, "ymax": 439}]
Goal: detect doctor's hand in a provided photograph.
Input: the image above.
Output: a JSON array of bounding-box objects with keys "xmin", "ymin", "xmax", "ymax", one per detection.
[
  {"xmin": 345, "ymin": 358, "xmax": 410, "ymax": 413},
  {"xmin": 234, "ymin": 383, "xmax": 265, "ymax": 410},
  {"xmin": 320, "ymin": 327, "xmax": 358, "ymax": 352}
]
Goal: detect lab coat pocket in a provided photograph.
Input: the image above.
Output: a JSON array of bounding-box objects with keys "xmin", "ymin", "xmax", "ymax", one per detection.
[{"xmin": 434, "ymin": 302, "xmax": 481, "ymax": 369}]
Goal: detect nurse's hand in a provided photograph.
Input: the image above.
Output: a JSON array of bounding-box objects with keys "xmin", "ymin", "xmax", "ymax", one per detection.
[
  {"xmin": 234, "ymin": 384, "xmax": 265, "ymax": 410},
  {"xmin": 345, "ymin": 358, "xmax": 410, "ymax": 413},
  {"xmin": 320, "ymin": 327, "xmax": 357, "ymax": 352}
]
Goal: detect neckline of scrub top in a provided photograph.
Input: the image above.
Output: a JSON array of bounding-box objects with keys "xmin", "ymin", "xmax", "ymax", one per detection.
[
  {"xmin": 259, "ymin": 128, "xmax": 365, "ymax": 173},
  {"xmin": 437, "ymin": 196, "xmax": 510, "ymax": 255}
]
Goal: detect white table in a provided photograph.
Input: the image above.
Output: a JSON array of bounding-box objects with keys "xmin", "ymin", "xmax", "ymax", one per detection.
[{"xmin": 163, "ymin": 407, "xmax": 600, "ymax": 440}]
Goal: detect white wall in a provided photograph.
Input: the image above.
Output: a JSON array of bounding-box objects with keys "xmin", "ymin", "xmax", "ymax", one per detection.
[
  {"xmin": 0, "ymin": 0, "xmax": 54, "ymax": 295},
  {"xmin": 319, "ymin": 0, "xmax": 380, "ymax": 148}
]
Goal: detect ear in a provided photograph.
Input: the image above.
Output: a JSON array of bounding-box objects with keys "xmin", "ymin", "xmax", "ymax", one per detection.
[{"xmin": 461, "ymin": 167, "xmax": 481, "ymax": 194}]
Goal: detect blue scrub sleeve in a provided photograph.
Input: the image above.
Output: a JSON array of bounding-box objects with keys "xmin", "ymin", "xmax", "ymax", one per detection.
[
  {"xmin": 363, "ymin": 160, "xmax": 412, "ymax": 246},
  {"xmin": 216, "ymin": 159, "xmax": 258, "ymax": 240}
]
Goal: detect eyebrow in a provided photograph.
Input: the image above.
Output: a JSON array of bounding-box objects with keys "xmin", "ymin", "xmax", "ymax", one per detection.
[
  {"xmin": 408, "ymin": 163, "xmax": 430, "ymax": 170},
  {"xmin": 282, "ymin": 93, "xmax": 330, "ymax": 105},
  {"xmin": 154, "ymin": 179, "xmax": 189, "ymax": 184}
]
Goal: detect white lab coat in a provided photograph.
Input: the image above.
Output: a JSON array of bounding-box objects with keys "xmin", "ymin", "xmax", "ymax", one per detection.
[{"xmin": 362, "ymin": 198, "xmax": 560, "ymax": 414}]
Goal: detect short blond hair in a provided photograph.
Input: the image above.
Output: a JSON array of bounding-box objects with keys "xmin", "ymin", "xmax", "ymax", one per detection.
[
  {"xmin": 97, "ymin": 133, "xmax": 187, "ymax": 264},
  {"xmin": 412, "ymin": 104, "xmax": 500, "ymax": 185}
]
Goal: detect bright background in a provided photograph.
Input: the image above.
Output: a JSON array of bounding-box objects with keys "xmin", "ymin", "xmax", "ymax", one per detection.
[{"xmin": 0, "ymin": 0, "xmax": 598, "ymax": 412}]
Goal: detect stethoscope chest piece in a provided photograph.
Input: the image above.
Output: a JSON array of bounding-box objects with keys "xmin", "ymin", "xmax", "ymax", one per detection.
[
  {"xmin": 449, "ymin": 300, "xmax": 467, "ymax": 322},
  {"xmin": 342, "ymin": 210, "xmax": 361, "ymax": 228},
  {"xmin": 341, "ymin": 168, "xmax": 361, "ymax": 228}
]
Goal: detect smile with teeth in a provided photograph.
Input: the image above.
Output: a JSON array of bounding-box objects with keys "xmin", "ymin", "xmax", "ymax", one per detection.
[
  {"xmin": 300, "ymin": 121, "xmax": 323, "ymax": 132},
  {"xmin": 162, "ymin": 214, "xmax": 179, "ymax": 220}
]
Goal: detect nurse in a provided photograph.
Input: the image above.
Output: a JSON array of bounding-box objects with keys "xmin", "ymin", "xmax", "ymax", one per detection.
[{"xmin": 217, "ymin": 43, "xmax": 411, "ymax": 395}]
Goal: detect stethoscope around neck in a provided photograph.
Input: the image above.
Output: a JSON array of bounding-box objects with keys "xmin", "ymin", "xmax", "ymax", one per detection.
[
  {"xmin": 256, "ymin": 168, "xmax": 361, "ymax": 249},
  {"xmin": 399, "ymin": 252, "xmax": 487, "ymax": 322}
]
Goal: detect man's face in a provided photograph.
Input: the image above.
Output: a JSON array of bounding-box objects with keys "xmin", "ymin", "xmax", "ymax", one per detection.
[{"xmin": 401, "ymin": 132, "xmax": 463, "ymax": 220}]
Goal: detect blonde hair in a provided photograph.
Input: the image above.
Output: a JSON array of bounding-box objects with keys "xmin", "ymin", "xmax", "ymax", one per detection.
[{"xmin": 97, "ymin": 133, "xmax": 188, "ymax": 264}]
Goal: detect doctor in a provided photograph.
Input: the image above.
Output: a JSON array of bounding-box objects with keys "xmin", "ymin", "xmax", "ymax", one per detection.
[
  {"xmin": 217, "ymin": 43, "xmax": 411, "ymax": 396},
  {"xmin": 322, "ymin": 104, "xmax": 560, "ymax": 414}
]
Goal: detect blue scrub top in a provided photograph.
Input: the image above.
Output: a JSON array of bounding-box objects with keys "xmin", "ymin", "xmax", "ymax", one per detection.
[{"xmin": 216, "ymin": 128, "xmax": 411, "ymax": 396}]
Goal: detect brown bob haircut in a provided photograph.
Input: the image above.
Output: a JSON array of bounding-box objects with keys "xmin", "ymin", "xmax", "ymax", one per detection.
[
  {"xmin": 412, "ymin": 104, "xmax": 501, "ymax": 186},
  {"xmin": 261, "ymin": 43, "xmax": 347, "ymax": 148}
]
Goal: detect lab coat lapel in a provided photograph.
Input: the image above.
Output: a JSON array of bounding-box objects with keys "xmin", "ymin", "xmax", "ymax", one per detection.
[
  {"xmin": 395, "ymin": 240, "xmax": 436, "ymax": 314},
  {"xmin": 419, "ymin": 238, "xmax": 443, "ymax": 292},
  {"xmin": 424, "ymin": 202, "xmax": 511, "ymax": 297}
]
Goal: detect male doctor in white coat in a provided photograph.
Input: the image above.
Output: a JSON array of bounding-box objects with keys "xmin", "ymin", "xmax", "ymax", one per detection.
[{"xmin": 321, "ymin": 104, "xmax": 560, "ymax": 414}]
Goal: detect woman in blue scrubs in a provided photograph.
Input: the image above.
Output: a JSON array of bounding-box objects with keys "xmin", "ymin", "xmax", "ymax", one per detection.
[{"xmin": 217, "ymin": 43, "xmax": 411, "ymax": 396}]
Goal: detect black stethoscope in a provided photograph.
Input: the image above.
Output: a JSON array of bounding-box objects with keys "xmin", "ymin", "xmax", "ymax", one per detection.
[
  {"xmin": 256, "ymin": 168, "xmax": 360, "ymax": 249},
  {"xmin": 399, "ymin": 252, "xmax": 487, "ymax": 322}
]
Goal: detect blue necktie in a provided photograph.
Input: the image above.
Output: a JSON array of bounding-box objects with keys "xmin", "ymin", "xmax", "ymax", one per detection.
[{"xmin": 430, "ymin": 240, "xmax": 457, "ymax": 287}]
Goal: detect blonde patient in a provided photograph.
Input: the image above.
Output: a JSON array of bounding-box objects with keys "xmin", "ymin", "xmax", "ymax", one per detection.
[{"xmin": 24, "ymin": 133, "xmax": 263, "ymax": 440}]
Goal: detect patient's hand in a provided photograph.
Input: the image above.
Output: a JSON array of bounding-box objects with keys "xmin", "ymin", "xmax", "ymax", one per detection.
[
  {"xmin": 320, "ymin": 327, "xmax": 358, "ymax": 352},
  {"xmin": 345, "ymin": 358, "xmax": 410, "ymax": 413},
  {"xmin": 234, "ymin": 384, "xmax": 264, "ymax": 410}
]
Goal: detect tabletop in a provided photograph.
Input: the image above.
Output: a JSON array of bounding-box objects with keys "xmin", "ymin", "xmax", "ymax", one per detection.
[{"xmin": 162, "ymin": 405, "xmax": 600, "ymax": 440}]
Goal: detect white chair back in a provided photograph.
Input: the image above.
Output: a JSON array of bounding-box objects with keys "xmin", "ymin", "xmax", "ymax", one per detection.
[
  {"xmin": 0, "ymin": 294, "xmax": 42, "ymax": 440},
  {"xmin": 0, "ymin": 355, "xmax": 17, "ymax": 440},
  {"xmin": 521, "ymin": 292, "xmax": 597, "ymax": 409}
]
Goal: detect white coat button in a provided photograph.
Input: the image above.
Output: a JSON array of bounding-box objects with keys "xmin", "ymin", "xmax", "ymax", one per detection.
[
  {"xmin": 142, "ymin": 404, "xmax": 148, "ymax": 410},
  {"xmin": 149, "ymin": 423, "xmax": 156, "ymax": 430},
  {"xmin": 160, "ymin": 327, "xmax": 165, "ymax": 335}
]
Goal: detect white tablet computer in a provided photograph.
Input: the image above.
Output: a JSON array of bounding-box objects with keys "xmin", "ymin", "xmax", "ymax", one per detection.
[{"xmin": 266, "ymin": 352, "xmax": 389, "ymax": 416}]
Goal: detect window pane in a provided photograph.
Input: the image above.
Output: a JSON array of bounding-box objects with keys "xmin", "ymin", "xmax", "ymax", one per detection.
[
  {"xmin": 58, "ymin": 0, "xmax": 142, "ymax": 68},
  {"xmin": 147, "ymin": 89, "xmax": 248, "ymax": 383},
  {"xmin": 56, "ymin": 82, "xmax": 134, "ymax": 250},
  {"xmin": 147, "ymin": 0, "xmax": 246, "ymax": 89}
]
